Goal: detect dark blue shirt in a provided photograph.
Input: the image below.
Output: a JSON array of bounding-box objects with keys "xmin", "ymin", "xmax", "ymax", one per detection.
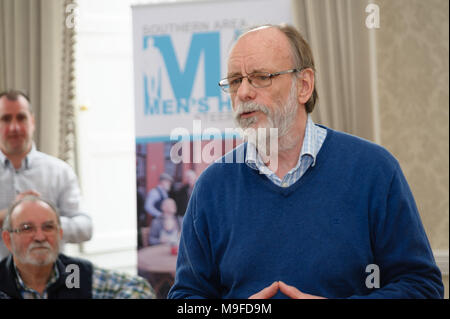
[{"xmin": 168, "ymin": 127, "xmax": 444, "ymax": 299}]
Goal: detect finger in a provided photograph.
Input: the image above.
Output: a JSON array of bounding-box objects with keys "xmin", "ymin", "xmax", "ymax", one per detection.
[
  {"xmin": 249, "ymin": 282, "xmax": 279, "ymax": 299},
  {"xmin": 15, "ymin": 190, "xmax": 41, "ymax": 200},
  {"xmin": 278, "ymin": 281, "xmax": 304, "ymax": 299},
  {"xmin": 25, "ymin": 190, "xmax": 41, "ymax": 196},
  {"xmin": 279, "ymin": 281, "xmax": 326, "ymax": 299}
]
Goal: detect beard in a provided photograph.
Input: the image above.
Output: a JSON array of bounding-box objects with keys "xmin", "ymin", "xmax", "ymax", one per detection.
[
  {"xmin": 233, "ymin": 80, "xmax": 299, "ymax": 152},
  {"xmin": 11, "ymin": 240, "xmax": 59, "ymax": 267}
]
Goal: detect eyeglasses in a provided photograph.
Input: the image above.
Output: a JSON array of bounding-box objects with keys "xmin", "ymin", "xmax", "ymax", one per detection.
[
  {"xmin": 7, "ymin": 222, "xmax": 59, "ymax": 236},
  {"xmin": 218, "ymin": 68, "xmax": 303, "ymax": 93}
]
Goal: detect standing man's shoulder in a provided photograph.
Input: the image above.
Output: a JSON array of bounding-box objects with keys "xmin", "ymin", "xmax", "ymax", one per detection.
[
  {"xmin": 324, "ymin": 126, "xmax": 401, "ymax": 169},
  {"xmin": 197, "ymin": 142, "xmax": 247, "ymax": 183},
  {"xmin": 31, "ymin": 150, "xmax": 74, "ymax": 170},
  {"xmin": 30, "ymin": 149, "xmax": 78, "ymax": 181}
]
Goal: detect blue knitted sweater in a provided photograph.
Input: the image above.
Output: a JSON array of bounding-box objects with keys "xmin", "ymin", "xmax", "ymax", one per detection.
[{"xmin": 168, "ymin": 127, "xmax": 443, "ymax": 299}]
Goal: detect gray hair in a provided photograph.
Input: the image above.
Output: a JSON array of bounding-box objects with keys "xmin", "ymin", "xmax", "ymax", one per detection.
[{"xmin": 3, "ymin": 195, "xmax": 61, "ymax": 232}]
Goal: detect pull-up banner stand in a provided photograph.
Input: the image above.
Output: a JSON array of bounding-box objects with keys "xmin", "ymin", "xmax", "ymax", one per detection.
[{"xmin": 132, "ymin": 0, "xmax": 292, "ymax": 299}]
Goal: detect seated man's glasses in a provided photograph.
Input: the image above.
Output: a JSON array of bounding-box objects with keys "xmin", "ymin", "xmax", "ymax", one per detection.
[
  {"xmin": 7, "ymin": 222, "xmax": 59, "ymax": 236},
  {"xmin": 218, "ymin": 68, "xmax": 304, "ymax": 93}
]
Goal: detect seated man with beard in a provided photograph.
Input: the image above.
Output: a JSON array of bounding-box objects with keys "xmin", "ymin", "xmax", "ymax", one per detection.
[{"xmin": 0, "ymin": 195, "xmax": 155, "ymax": 299}]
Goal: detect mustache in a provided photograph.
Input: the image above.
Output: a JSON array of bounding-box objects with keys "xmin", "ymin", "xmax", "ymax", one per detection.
[
  {"xmin": 27, "ymin": 241, "xmax": 52, "ymax": 252},
  {"xmin": 233, "ymin": 102, "xmax": 270, "ymax": 119}
]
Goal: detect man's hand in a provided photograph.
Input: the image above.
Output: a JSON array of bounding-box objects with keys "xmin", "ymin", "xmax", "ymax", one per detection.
[
  {"xmin": 1, "ymin": 190, "xmax": 41, "ymax": 228},
  {"xmin": 0, "ymin": 208, "xmax": 7, "ymax": 227},
  {"xmin": 15, "ymin": 190, "xmax": 41, "ymax": 201},
  {"xmin": 278, "ymin": 281, "xmax": 326, "ymax": 299},
  {"xmin": 249, "ymin": 281, "xmax": 279, "ymax": 299},
  {"xmin": 248, "ymin": 281, "xmax": 326, "ymax": 299},
  {"xmin": 1, "ymin": 191, "xmax": 41, "ymax": 227}
]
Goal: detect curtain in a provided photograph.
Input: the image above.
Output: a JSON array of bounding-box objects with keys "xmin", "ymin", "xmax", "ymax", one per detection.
[
  {"xmin": 292, "ymin": 0, "xmax": 380, "ymax": 143},
  {"xmin": 0, "ymin": 0, "xmax": 78, "ymax": 171}
]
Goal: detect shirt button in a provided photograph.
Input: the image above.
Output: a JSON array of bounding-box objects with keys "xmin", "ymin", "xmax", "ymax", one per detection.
[{"xmin": 282, "ymin": 182, "xmax": 288, "ymax": 188}]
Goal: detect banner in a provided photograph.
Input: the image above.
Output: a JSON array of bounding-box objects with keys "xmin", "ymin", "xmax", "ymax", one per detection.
[{"xmin": 132, "ymin": 0, "xmax": 292, "ymax": 298}]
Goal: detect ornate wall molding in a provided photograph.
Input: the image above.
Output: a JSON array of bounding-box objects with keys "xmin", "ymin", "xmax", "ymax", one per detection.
[{"xmin": 59, "ymin": 0, "xmax": 78, "ymax": 173}]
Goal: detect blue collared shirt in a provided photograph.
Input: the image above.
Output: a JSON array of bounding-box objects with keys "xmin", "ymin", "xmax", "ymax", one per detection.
[{"xmin": 245, "ymin": 115, "xmax": 327, "ymax": 187}]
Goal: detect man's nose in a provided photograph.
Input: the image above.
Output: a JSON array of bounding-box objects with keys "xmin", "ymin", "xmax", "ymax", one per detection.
[
  {"xmin": 8, "ymin": 119, "xmax": 20, "ymax": 131},
  {"xmin": 32, "ymin": 227, "xmax": 47, "ymax": 241},
  {"xmin": 236, "ymin": 77, "xmax": 256, "ymax": 102}
]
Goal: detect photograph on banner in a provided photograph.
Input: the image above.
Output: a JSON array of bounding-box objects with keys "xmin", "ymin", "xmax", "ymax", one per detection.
[
  {"xmin": 136, "ymin": 137, "xmax": 244, "ymax": 298},
  {"xmin": 136, "ymin": 138, "xmax": 241, "ymax": 247},
  {"xmin": 132, "ymin": 0, "xmax": 292, "ymax": 298}
]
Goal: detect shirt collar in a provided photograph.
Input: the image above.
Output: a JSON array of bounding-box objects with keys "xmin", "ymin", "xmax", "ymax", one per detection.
[
  {"xmin": 0, "ymin": 149, "xmax": 7, "ymax": 167},
  {"xmin": 13, "ymin": 261, "xmax": 59, "ymax": 299},
  {"xmin": 245, "ymin": 114, "xmax": 320, "ymax": 170},
  {"xmin": 24, "ymin": 143, "xmax": 38, "ymax": 169},
  {"xmin": 0, "ymin": 143, "xmax": 37, "ymax": 169},
  {"xmin": 300, "ymin": 115, "xmax": 319, "ymax": 167}
]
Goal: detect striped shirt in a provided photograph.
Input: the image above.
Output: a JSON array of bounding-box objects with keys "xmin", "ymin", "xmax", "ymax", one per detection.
[
  {"xmin": 246, "ymin": 115, "xmax": 327, "ymax": 187},
  {"xmin": 13, "ymin": 263, "xmax": 155, "ymax": 299}
]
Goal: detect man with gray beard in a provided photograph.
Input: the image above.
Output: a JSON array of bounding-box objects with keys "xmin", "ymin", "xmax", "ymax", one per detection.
[
  {"xmin": 168, "ymin": 24, "xmax": 443, "ymax": 299},
  {"xmin": 233, "ymin": 79, "xmax": 300, "ymax": 169},
  {"xmin": 233, "ymin": 77, "xmax": 299, "ymax": 148},
  {"xmin": 0, "ymin": 195, "xmax": 155, "ymax": 299}
]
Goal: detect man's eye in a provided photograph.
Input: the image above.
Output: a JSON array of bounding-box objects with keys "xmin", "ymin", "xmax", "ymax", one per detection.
[
  {"xmin": 0, "ymin": 116, "xmax": 11, "ymax": 123},
  {"xmin": 254, "ymin": 74, "xmax": 270, "ymax": 81},
  {"xmin": 42, "ymin": 224, "xmax": 57, "ymax": 232},
  {"xmin": 229, "ymin": 78, "xmax": 242, "ymax": 86},
  {"xmin": 20, "ymin": 225, "xmax": 34, "ymax": 233}
]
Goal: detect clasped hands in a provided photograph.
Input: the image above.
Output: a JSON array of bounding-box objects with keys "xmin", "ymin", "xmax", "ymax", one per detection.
[{"xmin": 249, "ymin": 281, "xmax": 326, "ymax": 299}]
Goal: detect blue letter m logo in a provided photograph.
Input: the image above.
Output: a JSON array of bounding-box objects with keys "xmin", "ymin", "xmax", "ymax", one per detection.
[{"xmin": 146, "ymin": 32, "xmax": 221, "ymax": 100}]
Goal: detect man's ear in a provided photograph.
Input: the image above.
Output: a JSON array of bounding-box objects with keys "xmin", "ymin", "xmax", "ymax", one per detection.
[
  {"xmin": 297, "ymin": 68, "xmax": 315, "ymax": 106},
  {"xmin": 2, "ymin": 231, "xmax": 12, "ymax": 252},
  {"xmin": 30, "ymin": 114, "xmax": 36, "ymax": 136}
]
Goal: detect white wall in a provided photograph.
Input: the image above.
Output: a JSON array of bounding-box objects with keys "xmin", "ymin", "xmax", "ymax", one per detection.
[{"xmin": 65, "ymin": 0, "xmax": 138, "ymax": 275}]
